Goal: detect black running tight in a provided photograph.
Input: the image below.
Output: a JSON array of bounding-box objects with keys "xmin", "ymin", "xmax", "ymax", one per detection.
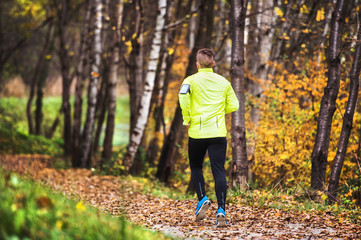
[{"xmin": 188, "ymin": 137, "xmax": 227, "ymax": 210}]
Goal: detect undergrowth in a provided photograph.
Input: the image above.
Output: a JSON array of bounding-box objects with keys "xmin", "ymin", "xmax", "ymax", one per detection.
[{"xmin": 0, "ymin": 169, "xmax": 173, "ymax": 240}]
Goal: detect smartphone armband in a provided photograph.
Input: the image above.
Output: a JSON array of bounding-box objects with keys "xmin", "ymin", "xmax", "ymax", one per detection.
[{"xmin": 179, "ymin": 84, "xmax": 190, "ymax": 94}]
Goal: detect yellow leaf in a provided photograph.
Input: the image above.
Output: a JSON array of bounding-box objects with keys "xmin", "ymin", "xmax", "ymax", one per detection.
[
  {"xmin": 300, "ymin": 4, "xmax": 309, "ymax": 14},
  {"xmin": 125, "ymin": 40, "xmax": 132, "ymax": 54},
  {"xmin": 91, "ymin": 72, "xmax": 100, "ymax": 78},
  {"xmin": 56, "ymin": 220, "xmax": 63, "ymax": 229},
  {"xmin": 76, "ymin": 202, "xmax": 86, "ymax": 211},
  {"xmin": 321, "ymin": 194, "xmax": 327, "ymax": 201},
  {"xmin": 69, "ymin": 51, "xmax": 75, "ymax": 57},
  {"xmin": 274, "ymin": 7, "xmax": 284, "ymax": 17},
  {"xmin": 302, "ymin": 29, "xmax": 309, "ymax": 33},
  {"xmin": 168, "ymin": 48, "xmax": 174, "ymax": 55},
  {"xmin": 45, "ymin": 55, "xmax": 52, "ymax": 60},
  {"xmin": 345, "ymin": 17, "xmax": 349, "ymax": 23},
  {"xmin": 316, "ymin": 8, "xmax": 325, "ymax": 21}
]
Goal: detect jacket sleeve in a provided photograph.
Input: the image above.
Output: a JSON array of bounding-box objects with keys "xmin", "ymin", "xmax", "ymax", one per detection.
[
  {"xmin": 225, "ymin": 83, "xmax": 239, "ymax": 114},
  {"xmin": 179, "ymin": 78, "xmax": 192, "ymax": 125}
]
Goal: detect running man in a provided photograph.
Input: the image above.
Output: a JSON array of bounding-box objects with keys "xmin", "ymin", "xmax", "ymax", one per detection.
[{"xmin": 179, "ymin": 48, "xmax": 239, "ymax": 227}]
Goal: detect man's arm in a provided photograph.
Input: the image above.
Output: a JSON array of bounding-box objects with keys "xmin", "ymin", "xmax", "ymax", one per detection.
[
  {"xmin": 225, "ymin": 83, "xmax": 239, "ymax": 114},
  {"xmin": 179, "ymin": 78, "xmax": 192, "ymax": 125}
]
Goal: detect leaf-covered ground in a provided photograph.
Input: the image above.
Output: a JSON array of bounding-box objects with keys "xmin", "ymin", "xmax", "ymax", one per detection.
[{"xmin": 1, "ymin": 154, "xmax": 361, "ymax": 239}]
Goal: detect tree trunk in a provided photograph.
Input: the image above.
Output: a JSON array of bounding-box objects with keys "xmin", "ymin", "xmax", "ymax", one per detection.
[
  {"xmin": 250, "ymin": 0, "xmax": 272, "ymax": 120},
  {"xmin": 155, "ymin": 104, "xmax": 183, "ymax": 183},
  {"xmin": 80, "ymin": 0, "xmax": 103, "ymax": 168},
  {"xmin": 58, "ymin": 0, "xmax": 72, "ymax": 157},
  {"xmin": 247, "ymin": 0, "xmax": 273, "ymax": 182},
  {"xmin": 310, "ymin": 0, "xmax": 349, "ymax": 190},
  {"xmin": 72, "ymin": 0, "xmax": 92, "ymax": 167},
  {"xmin": 146, "ymin": 40, "xmax": 174, "ymax": 165},
  {"xmin": 46, "ymin": 108, "xmax": 62, "ymax": 139},
  {"xmin": 327, "ymin": 15, "xmax": 361, "ymax": 203},
  {"xmin": 102, "ymin": 0, "xmax": 123, "ymax": 164},
  {"xmin": 35, "ymin": 68, "xmax": 45, "ymax": 135},
  {"xmin": 128, "ymin": 0, "xmax": 144, "ymax": 141},
  {"xmin": 230, "ymin": 0, "xmax": 249, "ymax": 190},
  {"xmin": 156, "ymin": 0, "xmax": 215, "ymax": 183},
  {"xmin": 93, "ymin": 65, "xmax": 109, "ymax": 156},
  {"xmin": 123, "ymin": 0, "xmax": 168, "ymax": 171},
  {"xmin": 26, "ymin": 21, "xmax": 53, "ymax": 135},
  {"xmin": 35, "ymin": 23, "xmax": 54, "ymax": 136},
  {"xmin": 188, "ymin": 0, "xmax": 198, "ymax": 49},
  {"xmin": 143, "ymin": 0, "xmax": 178, "ymax": 168}
]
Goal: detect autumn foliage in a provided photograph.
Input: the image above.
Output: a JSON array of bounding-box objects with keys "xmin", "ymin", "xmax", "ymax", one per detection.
[{"xmin": 250, "ymin": 53, "xmax": 360, "ymax": 190}]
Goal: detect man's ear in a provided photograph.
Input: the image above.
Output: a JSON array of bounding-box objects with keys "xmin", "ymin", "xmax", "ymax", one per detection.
[
  {"xmin": 196, "ymin": 62, "xmax": 200, "ymax": 69},
  {"xmin": 212, "ymin": 61, "xmax": 215, "ymax": 67}
]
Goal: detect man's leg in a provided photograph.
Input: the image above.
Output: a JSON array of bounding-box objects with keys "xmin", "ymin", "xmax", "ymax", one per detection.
[
  {"xmin": 188, "ymin": 137, "xmax": 207, "ymax": 201},
  {"xmin": 208, "ymin": 137, "xmax": 227, "ymax": 210}
]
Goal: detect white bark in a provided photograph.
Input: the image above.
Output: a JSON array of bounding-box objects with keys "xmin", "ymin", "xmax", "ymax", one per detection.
[
  {"xmin": 249, "ymin": 0, "xmax": 273, "ymax": 124},
  {"xmin": 124, "ymin": 0, "xmax": 167, "ymax": 169},
  {"xmin": 80, "ymin": 0, "xmax": 102, "ymax": 167},
  {"xmin": 188, "ymin": 0, "xmax": 198, "ymax": 49}
]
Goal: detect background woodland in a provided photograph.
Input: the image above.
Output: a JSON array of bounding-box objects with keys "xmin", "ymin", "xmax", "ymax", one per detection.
[{"xmin": 1, "ymin": 0, "xmax": 361, "ymax": 207}]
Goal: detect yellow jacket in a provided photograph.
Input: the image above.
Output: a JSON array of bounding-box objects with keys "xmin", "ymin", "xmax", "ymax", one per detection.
[{"xmin": 179, "ymin": 68, "xmax": 239, "ymax": 139}]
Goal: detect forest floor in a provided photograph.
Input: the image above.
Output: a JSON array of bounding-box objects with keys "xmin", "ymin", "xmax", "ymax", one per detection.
[{"xmin": 1, "ymin": 154, "xmax": 361, "ymax": 239}]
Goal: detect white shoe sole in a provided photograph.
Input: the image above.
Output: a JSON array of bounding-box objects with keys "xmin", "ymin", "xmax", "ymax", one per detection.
[
  {"xmin": 216, "ymin": 213, "xmax": 227, "ymax": 227},
  {"xmin": 195, "ymin": 200, "xmax": 211, "ymax": 221}
]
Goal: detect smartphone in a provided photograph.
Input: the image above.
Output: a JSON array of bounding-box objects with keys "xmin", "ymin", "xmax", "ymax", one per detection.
[{"xmin": 179, "ymin": 84, "xmax": 190, "ymax": 94}]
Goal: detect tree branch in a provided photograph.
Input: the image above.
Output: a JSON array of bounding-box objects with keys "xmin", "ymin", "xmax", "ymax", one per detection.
[{"xmin": 1, "ymin": 16, "xmax": 54, "ymax": 66}]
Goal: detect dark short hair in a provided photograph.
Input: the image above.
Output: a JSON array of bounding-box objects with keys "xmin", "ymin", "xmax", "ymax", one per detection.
[{"xmin": 196, "ymin": 48, "xmax": 214, "ymax": 68}]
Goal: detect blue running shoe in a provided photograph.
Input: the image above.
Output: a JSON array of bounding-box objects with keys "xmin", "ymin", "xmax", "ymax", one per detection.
[
  {"xmin": 195, "ymin": 196, "xmax": 211, "ymax": 221},
  {"xmin": 216, "ymin": 207, "xmax": 227, "ymax": 227}
]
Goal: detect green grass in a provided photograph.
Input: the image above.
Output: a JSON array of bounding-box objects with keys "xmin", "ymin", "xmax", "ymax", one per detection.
[
  {"xmin": 0, "ymin": 113, "xmax": 63, "ymax": 155},
  {"xmin": 0, "ymin": 169, "xmax": 172, "ymax": 240},
  {"xmin": 0, "ymin": 96, "xmax": 130, "ymax": 155}
]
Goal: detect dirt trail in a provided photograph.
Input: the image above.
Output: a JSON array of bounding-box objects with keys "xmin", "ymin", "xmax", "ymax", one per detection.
[{"xmin": 1, "ymin": 154, "xmax": 361, "ymax": 239}]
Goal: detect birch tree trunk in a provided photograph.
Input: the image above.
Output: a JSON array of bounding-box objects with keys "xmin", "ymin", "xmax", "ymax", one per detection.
[
  {"xmin": 310, "ymin": 0, "xmax": 349, "ymax": 190},
  {"xmin": 80, "ymin": 0, "xmax": 103, "ymax": 168},
  {"xmin": 72, "ymin": 0, "xmax": 92, "ymax": 167},
  {"xmin": 327, "ymin": 15, "xmax": 361, "ymax": 203},
  {"xmin": 144, "ymin": 29, "xmax": 169, "ymax": 166},
  {"xmin": 102, "ymin": 0, "xmax": 124, "ymax": 164},
  {"xmin": 188, "ymin": 0, "xmax": 198, "ymax": 49},
  {"xmin": 230, "ymin": 0, "xmax": 249, "ymax": 190},
  {"xmin": 123, "ymin": 0, "xmax": 167, "ymax": 171}
]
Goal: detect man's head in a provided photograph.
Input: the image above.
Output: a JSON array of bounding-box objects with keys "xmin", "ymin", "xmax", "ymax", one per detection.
[{"xmin": 196, "ymin": 48, "xmax": 215, "ymax": 69}]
